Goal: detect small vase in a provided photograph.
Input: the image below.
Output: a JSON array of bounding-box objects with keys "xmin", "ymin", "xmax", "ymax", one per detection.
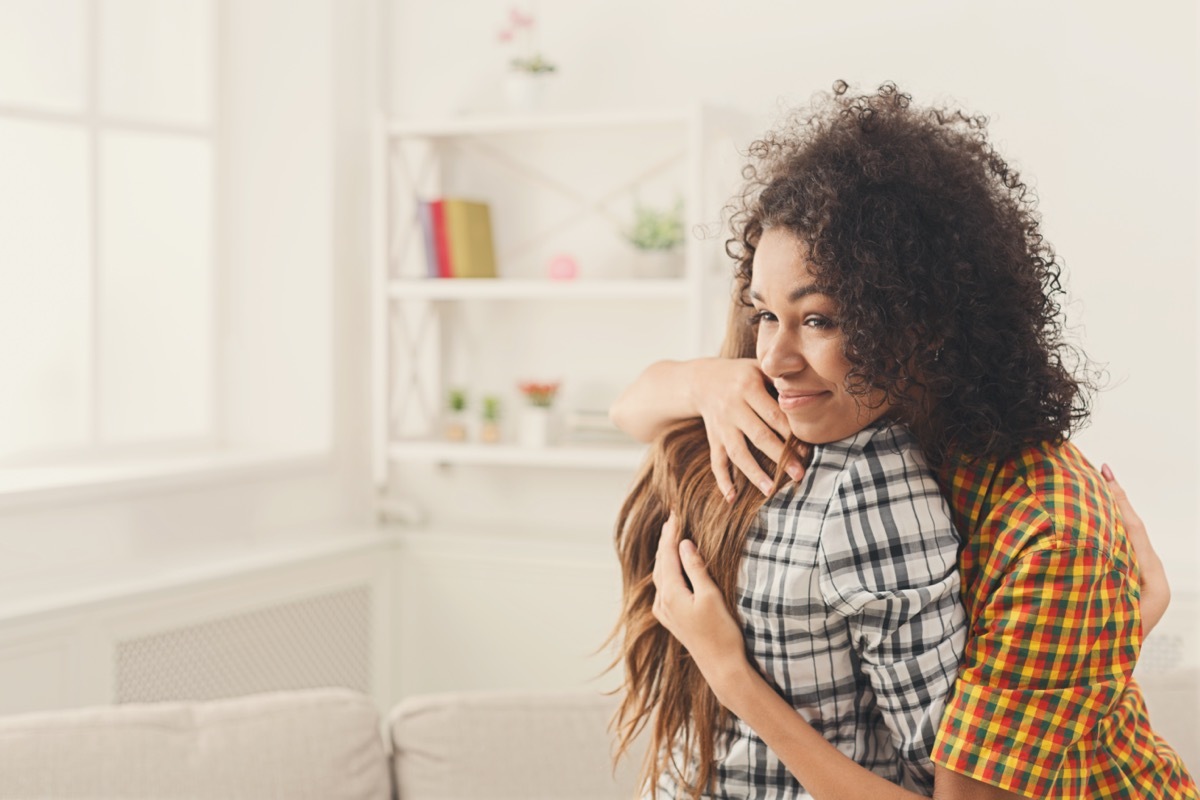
[
  {"xmin": 504, "ymin": 71, "xmax": 552, "ymax": 112},
  {"xmin": 443, "ymin": 411, "xmax": 468, "ymax": 442},
  {"xmin": 519, "ymin": 406, "xmax": 553, "ymax": 448},
  {"xmin": 635, "ymin": 248, "xmax": 683, "ymax": 279},
  {"xmin": 480, "ymin": 420, "xmax": 502, "ymax": 444}
]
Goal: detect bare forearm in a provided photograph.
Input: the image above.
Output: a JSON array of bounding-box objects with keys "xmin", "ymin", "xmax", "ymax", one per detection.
[
  {"xmin": 715, "ymin": 661, "xmax": 922, "ymax": 800},
  {"xmin": 609, "ymin": 359, "xmax": 703, "ymax": 442}
]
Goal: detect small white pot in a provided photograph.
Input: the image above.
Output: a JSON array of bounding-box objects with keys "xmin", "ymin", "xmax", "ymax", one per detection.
[
  {"xmin": 635, "ymin": 248, "xmax": 683, "ymax": 279},
  {"xmin": 504, "ymin": 71, "xmax": 552, "ymax": 112},
  {"xmin": 519, "ymin": 406, "xmax": 553, "ymax": 448}
]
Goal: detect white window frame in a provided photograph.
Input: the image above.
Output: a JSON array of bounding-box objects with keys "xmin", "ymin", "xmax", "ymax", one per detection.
[
  {"xmin": 0, "ymin": 0, "xmax": 340, "ymax": 510},
  {"xmin": 1, "ymin": 0, "xmax": 220, "ymax": 469}
]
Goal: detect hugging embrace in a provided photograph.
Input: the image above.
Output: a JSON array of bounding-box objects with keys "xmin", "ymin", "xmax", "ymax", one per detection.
[{"xmin": 607, "ymin": 82, "xmax": 1196, "ymax": 799}]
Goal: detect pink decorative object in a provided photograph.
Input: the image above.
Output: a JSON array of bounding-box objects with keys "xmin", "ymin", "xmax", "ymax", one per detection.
[{"xmin": 547, "ymin": 253, "xmax": 579, "ymax": 280}]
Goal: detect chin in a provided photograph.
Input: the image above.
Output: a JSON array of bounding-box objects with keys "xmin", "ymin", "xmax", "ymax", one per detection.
[
  {"xmin": 787, "ymin": 421, "xmax": 858, "ymax": 446},
  {"xmin": 788, "ymin": 424, "xmax": 832, "ymax": 445}
]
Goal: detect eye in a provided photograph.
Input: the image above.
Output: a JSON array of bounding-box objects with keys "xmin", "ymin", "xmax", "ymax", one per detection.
[
  {"xmin": 804, "ymin": 314, "xmax": 836, "ymax": 329},
  {"xmin": 748, "ymin": 309, "xmax": 777, "ymax": 326}
]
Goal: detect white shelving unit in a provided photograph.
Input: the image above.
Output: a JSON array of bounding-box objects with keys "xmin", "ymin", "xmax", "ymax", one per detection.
[{"xmin": 372, "ymin": 105, "xmax": 753, "ymax": 527}]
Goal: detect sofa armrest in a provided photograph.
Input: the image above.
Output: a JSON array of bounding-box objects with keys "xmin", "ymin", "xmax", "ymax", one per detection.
[{"xmin": 389, "ymin": 690, "xmax": 644, "ymax": 800}]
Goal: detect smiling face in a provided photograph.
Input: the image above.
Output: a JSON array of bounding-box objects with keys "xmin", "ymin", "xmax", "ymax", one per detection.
[{"xmin": 750, "ymin": 227, "xmax": 893, "ymax": 445}]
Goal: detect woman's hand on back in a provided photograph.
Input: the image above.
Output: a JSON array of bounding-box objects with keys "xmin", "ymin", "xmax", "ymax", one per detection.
[
  {"xmin": 1101, "ymin": 464, "xmax": 1170, "ymax": 636},
  {"xmin": 651, "ymin": 513, "xmax": 751, "ymax": 707}
]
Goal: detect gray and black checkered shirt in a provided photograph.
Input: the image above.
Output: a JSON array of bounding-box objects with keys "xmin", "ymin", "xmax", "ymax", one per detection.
[{"xmin": 660, "ymin": 422, "xmax": 966, "ymax": 799}]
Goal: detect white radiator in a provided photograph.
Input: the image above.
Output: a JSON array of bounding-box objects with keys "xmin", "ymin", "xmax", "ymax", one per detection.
[{"xmin": 114, "ymin": 585, "xmax": 372, "ymax": 703}]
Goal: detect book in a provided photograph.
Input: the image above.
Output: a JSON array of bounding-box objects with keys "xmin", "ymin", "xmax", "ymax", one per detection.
[
  {"xmin": 416, "ymin": 200, "xmax": 438, "ymax": 278},
  {"xmin": 429, "ymin": 199, "xmax": 452, "ymax": 279},
  {"xmin": 442, "ymin": 199, "xmax": 497, "ymax": 279}
]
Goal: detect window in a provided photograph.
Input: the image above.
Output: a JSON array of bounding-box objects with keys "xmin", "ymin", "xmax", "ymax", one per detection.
[{"xmin": 0, "ymin": 0, "xmax": 217, "ymax": 464}]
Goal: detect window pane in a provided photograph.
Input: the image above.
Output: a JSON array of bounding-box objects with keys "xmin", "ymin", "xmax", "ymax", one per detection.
[
  {"xmin": 0, "ymin": 119, "xmax": 91, "ymax": 458},
  {"xmin": 0, "ymin": 0, "xmax": 87, "ymax": 113},
  {"xmin": 99, "ymin": 0, "xmax": 212, "ymax": 126},
  {"xmin": 99, "ymin": 132, "xmax": 211, "ymax": 443}
]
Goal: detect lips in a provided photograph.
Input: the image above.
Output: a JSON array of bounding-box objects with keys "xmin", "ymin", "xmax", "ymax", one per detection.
[{"xmin": 776, "ymin": 389, "xmax": 830, "ymax": 411}]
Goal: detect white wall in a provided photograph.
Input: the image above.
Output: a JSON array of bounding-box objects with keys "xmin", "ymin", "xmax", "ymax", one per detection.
[
  {"xmin": 388, "ymin": 0, "xmax": 1200, "ymax": 586},
  {"xmin": 222, "ymin": 0, "xmax": 333, "ymax": 452}
]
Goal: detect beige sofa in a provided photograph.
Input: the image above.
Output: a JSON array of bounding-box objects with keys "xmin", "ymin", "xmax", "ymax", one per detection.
[
  {"xmin": 0, "ymin": 689, "xmax": 643, "ymax": 800},
  {"xmin": 0, "ymin": 674, "xmax": 1194, "ymax": 799}
]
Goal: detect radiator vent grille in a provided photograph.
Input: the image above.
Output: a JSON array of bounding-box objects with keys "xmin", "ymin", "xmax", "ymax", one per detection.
[
  {"xmin": 1136, "ymin": 593, "xmax": 1198, "ymax": 677},
  {"xmin": 115, "ymin": 586, "xmax": 371, "ymax": 703}
]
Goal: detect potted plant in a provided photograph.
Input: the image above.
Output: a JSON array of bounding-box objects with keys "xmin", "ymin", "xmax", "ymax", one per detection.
[
  {"xmin": 480, "ymin": 394, "xmax": 502, "ymax": 444},
  {"xmin": 497, "ymin": 6, "xmax": 557, "ymax": 111},
  {"xmin": 444, "ymin": 387, "xmax": 468, "ymax": 442},
  {"xmin": 516, "ymin": 380, "xmax": 559, "ymax": 447},
  {"xmin": 625, "ymin": 199, "xmax": 685, "ymax": 278}
]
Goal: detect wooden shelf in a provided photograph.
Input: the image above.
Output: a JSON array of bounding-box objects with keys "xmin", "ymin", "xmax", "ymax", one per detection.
[
  {"xmin": 387, "ymin": 278, "xmax": 690, "ymax": 301},
  {"xmin": 387, "ymin": 108, "xmax": 695, "ymax": 138},
  {"xmin": 388, "ymin": 440, "xmax": 646, "ymax": 470}
]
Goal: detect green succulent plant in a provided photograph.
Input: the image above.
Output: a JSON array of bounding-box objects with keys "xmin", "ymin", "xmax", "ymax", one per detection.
[
  {"xmin": 625, "ymin": 200, "xmax": 685, "ymax": 251},
  {"xmin": 482, "ymin": 395, "xmax": 502, "ymax": 421}
]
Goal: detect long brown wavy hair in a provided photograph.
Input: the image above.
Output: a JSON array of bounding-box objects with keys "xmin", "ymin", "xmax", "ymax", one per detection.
[{"xmin": 608, "ymin": 299, "xmax": 795, "ymax": 799}]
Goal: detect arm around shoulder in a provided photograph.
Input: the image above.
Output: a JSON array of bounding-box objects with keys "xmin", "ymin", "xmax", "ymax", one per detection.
[
  {"xmin": 611, "ymin": 356, "xmax": 794, "ymax": 498},
  {"xmin": 609, "ymin": 359, "xmax": 703, "ymax": 443}
]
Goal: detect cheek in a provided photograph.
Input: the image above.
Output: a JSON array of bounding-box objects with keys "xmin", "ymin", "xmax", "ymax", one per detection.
[{"xmin": 812, "ymin": 341, "xmax": 852, "ymax": 383}]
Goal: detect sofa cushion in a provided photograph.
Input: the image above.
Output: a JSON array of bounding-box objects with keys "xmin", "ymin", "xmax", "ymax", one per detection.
[
  {"xmin": 390, "ymin": 690, "xmax": 644, "ymax": 799},
  {"xmin": 0, "ymin": 688, "xmax": 390, "ymax": 800}
]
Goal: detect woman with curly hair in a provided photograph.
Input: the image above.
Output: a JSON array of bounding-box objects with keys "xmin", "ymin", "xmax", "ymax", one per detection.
[{"xmin": 610, "ymin": 82, "xmax": 1194, "ymax": 798}]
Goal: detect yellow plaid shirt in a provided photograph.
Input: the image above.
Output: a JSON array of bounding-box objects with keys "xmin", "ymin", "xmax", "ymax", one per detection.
[{"xmin": 932, "ymin": 440, "xmax": 1195, "ymax": 797}]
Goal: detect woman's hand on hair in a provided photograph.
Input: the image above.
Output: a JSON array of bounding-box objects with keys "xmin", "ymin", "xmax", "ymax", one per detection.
[
  {"xmin": 1102, "ymin": 464, "xmax": 1170, "ymax": 636},
  {"xmin": 652, "ymin": 513, "xmax": 751, "ymax": 707},
  {"xmin": 690, "ymin": 358, "xmax": 801, "ymax": 500}
]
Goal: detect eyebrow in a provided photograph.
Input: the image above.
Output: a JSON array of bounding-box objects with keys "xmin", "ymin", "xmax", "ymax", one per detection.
[{"xmin": 749, "ymin": 284, "xmax": 823, "ymax": 304}]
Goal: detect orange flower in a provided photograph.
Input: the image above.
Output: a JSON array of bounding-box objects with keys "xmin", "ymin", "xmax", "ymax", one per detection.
[{"xmin": 518, "ymin": 380, "xmax": 560, "ymax": 407}]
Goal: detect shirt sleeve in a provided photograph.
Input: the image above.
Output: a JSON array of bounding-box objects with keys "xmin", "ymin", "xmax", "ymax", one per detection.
[
  {"xmin": 931, "ymin": 530, "xmax": 1141, "ymax": 796},
  {"xmin": 818, "ymin": 444, "xmax": 968, "ymax": 794}
]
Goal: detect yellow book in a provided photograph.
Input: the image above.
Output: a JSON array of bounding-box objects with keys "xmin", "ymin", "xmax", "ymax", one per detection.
[{"xmin": 443, "ymin": 199, "xmax": 497, "ymax": 279}]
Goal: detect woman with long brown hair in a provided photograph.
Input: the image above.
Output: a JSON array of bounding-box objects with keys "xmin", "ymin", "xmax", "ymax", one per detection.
[
  {"xmin": 610, "ymin": 82, "xmax": 1194, "ymax": 798},
  {"xmin": 610, "ymin": 194, "xmax": 968, "ymax": 796}
]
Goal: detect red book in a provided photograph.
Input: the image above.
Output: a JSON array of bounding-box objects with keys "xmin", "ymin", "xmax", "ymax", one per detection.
[{"xmin": 429, "ymin": 199, "xmax": 452, "ymax": 278}]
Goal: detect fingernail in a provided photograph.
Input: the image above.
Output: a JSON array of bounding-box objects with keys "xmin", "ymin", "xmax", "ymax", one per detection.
[
  {"xmin": 787, "ymin": 464, "xmax": 802, "ymax": 480},
  {"xmin": 724, "ymin": 488, "xmax": 736, "ymax": 504},
  {"xmin": 758, "ymin": 479, "xmax": 773, "ymax": 496},
  {"xmin": 1101, "ymin": 464, "xmax": 1114, "ymax": 481}
]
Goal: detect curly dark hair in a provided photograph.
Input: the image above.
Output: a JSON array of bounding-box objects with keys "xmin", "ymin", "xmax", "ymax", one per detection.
[{"xmin": 728, "ymin": 81, "xmax": 1095, "ymax": 467}]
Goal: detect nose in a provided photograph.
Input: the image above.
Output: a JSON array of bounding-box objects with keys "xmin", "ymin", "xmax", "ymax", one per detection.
[{"xmin": 758, "ymin": 326, "xmax": 806, "ymax": 379}]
